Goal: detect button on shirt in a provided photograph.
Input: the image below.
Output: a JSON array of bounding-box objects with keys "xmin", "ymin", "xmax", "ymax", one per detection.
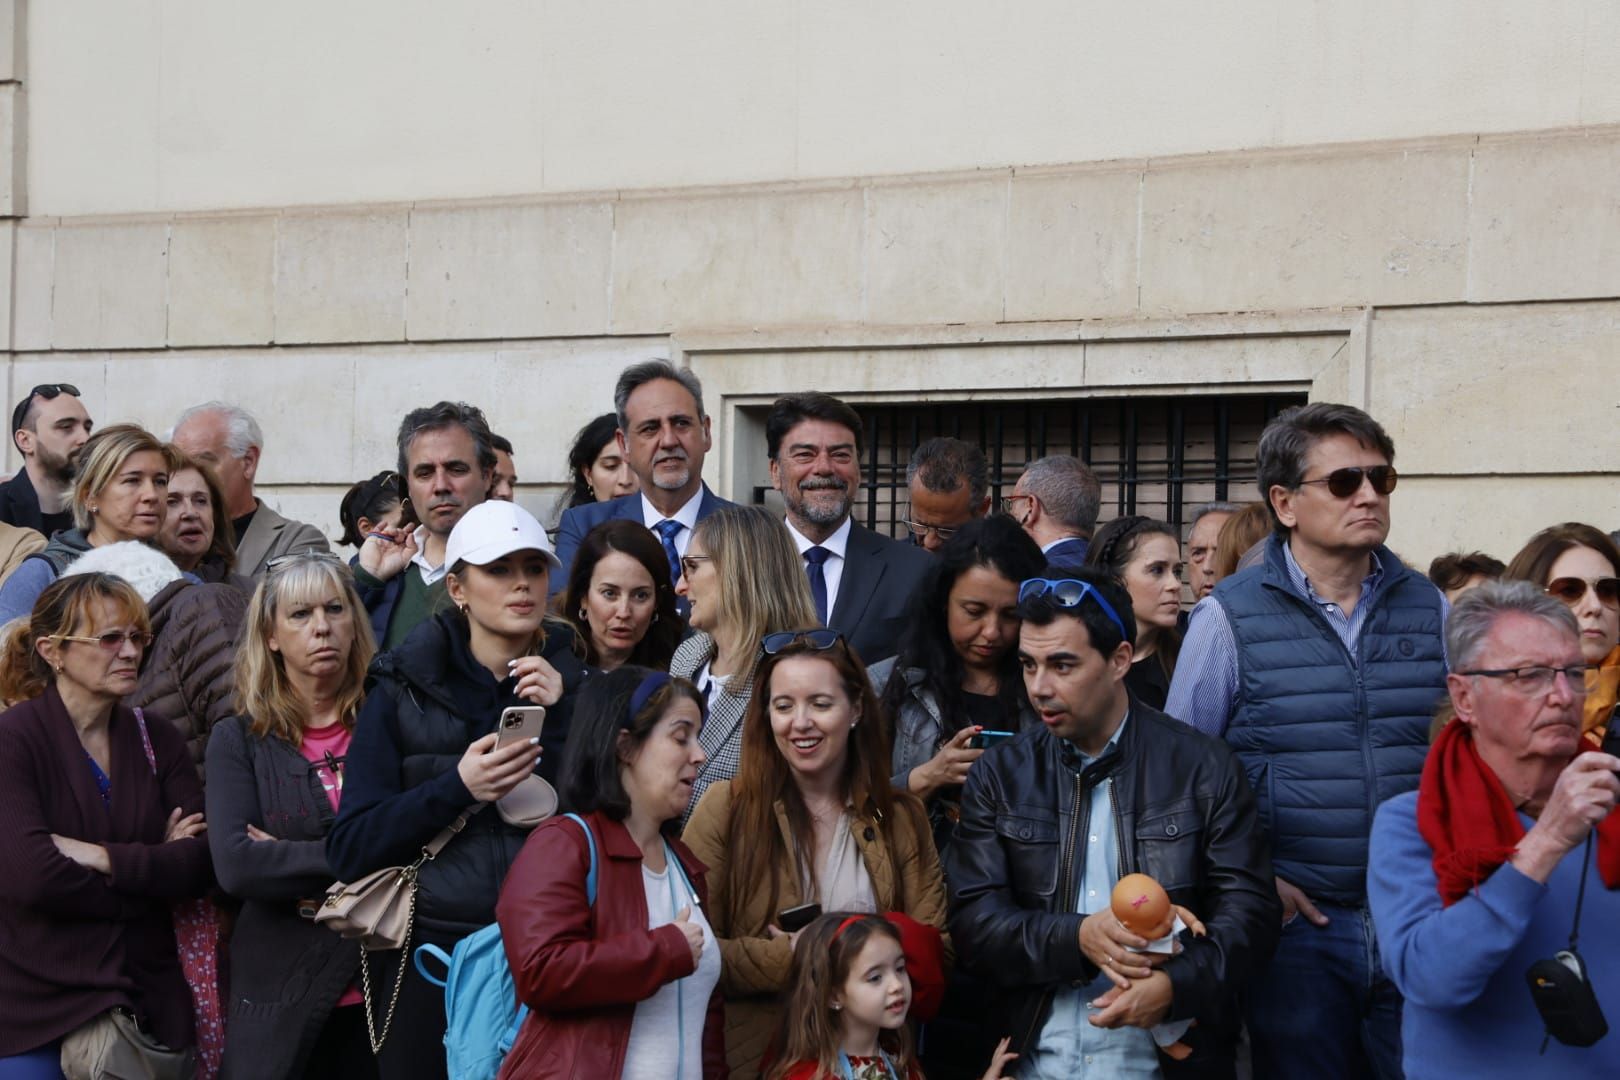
[
  {"xmin": 640, "ymin": 489, "xmax": 704, "ymax": 560},
  {"xmin": 1166, "ymin": 542, "xmax": 1448, "ymax": 738},
  {"xmin": 784, "ymin": 516, "xmax": 852, "ymax": 622},
  {"xmin": 1023, "ymin": 713, "xmax": 1159, "ymax": 1080}
]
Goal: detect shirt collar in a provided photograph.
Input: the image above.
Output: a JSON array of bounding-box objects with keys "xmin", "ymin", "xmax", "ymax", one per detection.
[
  {"xmin": 641, "ymin": 486, "xmax": 705, "ymax": 532},
  {"xmin": 1281, "ymin": 538, "xmax": 1384, "ymax": 607},
  {"xmin": 1056, "ymin": 705, "xmax": 1134, "ymax": 773},
  {"xmin": 409, "ymin": 524, "xmax": 444, "ymax": 580},
  {"xmin": 783, "ymin": 515, "xmax": 852, "ymax": 560}
]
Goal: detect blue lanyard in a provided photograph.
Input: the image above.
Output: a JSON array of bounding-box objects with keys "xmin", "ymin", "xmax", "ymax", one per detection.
[{"xmin": 839, "ymin": 1049, "xmax": 897, "ymax": 1080}]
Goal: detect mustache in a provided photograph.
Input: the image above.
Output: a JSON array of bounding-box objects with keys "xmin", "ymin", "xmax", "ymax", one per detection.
[
  {"xmin": 430, "ymin": 496, "xmax": 463, "ymax": 510},
  {"xmin": 655, "ymin": 450, "xmax": 688, "ymax": 463},
  {"xmin": 799, "ymin": 477, "xmax": 846, "ymax": 492}
]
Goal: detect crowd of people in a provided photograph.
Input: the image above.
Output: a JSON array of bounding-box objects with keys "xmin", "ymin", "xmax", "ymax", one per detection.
[{"xmin": 0, "ymin": 366, "xmax": 1614, "ymax": 1080}]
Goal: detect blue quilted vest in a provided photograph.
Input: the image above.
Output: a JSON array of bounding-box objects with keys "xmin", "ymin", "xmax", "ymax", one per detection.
[{"xmin": 1215, "ymin": 535, "xmax": 1446, "ymax": 904}]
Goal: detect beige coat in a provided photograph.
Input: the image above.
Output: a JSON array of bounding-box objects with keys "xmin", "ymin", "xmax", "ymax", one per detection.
[
  {"xmin": 682, "ymin": 780, "xmax": 950, "ymax": 1080},
  {"xmin": 0, "ymin": 522, "xmax": 45, "ymax": 589}
]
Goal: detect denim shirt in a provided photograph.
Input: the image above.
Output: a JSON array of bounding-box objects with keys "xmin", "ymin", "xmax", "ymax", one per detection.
[{"xmin": 1022, "ymin": 713, "xmax": 1159, "ymax": 1079}]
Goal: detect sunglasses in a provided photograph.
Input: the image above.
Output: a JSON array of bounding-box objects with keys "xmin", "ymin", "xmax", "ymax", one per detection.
[
  {"xmin": 1296, "ymin": 465, "xmax": 1398, "ymax": 498},
  {"xmin": 1545, "ymin": 576, "xmax": 1620, "ymax": 610},
  {"xmin": 1017, "ymin": 578, "xmax": 1129, "ymax": 641},
  {"xmin": 11, "ymin": 383, "xmax": 82, "ymax": 433},
  {"xmin": 57, "ymin": 630, "xmax": 154, "ymax": 652},
  {"xmin": 761, "ymin": 628, "xmax": 845, "ymax": 656}
]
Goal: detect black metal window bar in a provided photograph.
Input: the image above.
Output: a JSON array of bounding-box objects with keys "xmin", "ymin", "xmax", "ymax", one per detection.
[{"xmin": 845, "ymin": 394, "xmax": 1307, "ymax": 540}]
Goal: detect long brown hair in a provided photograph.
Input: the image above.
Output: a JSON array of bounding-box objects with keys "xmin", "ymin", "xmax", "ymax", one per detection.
[
  {"xmin": 721, "ymin": 633, "xmax": 902, "ymax": 931},
  {"xmin": 234, "ymin": 554, "xmax": 375, "ymax": 744},
  {"xmin": 560, "ymin": 519, "xmax": 682, "ymax": 669},
  {"xmin": 0, "ymin": 574, "xmax": 150, "ymax": 705},
  {"xmin": 1505, "ymin": 522, "xmax": 1620, "ymax": 587},
  {"xmin": 765, "ymin": 912, "xmax": 916, "ymax": 1080}
]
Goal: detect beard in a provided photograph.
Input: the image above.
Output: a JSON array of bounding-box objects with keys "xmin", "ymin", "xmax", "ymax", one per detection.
[
  {"xmin": 36, "ymin": 443, "xmax": 76, "ymax": 486},
  {"xmin": 788, "ymin": 479, "xmax": 852, "ymax": 526}
]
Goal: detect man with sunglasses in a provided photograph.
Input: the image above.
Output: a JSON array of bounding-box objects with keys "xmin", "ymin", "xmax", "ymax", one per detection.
[
  {"xmin": 1166, "ymin": 402, "xmax": 1448, "ymax": 1080},
  {"xmin": 946, "ymin": 569, "xmax": 1279, "ymax": 1077},
  {"xmin": 0, "ymin": 383, "xmax": 92, "ymax": 537}
]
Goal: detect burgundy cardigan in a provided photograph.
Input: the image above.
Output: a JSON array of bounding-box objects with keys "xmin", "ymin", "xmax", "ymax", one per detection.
[{"xmin": 0, "ymin": 685, "xmax": 212, "ymax": 1055}]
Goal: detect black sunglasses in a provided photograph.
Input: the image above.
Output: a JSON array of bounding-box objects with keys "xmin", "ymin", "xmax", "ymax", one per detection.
[
  {"xmin": 11, "ymin": 383, "xmax": 82, "ymax": 433},
  {"xmin": 761, "ymin": 628, "xmax": 844, "ymax": 656},
  {"xmin": 1297, "ymin": 465, "xmax": 1398, "ymax": 499}
]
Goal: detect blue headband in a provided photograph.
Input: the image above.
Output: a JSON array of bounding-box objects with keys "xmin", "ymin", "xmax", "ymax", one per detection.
[{"xmin": 624, "ymin": 671, "xmax": 708, "ymax": 730}]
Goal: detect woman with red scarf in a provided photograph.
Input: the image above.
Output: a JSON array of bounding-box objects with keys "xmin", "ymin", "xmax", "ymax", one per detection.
[{"xmin": 1368, "ymin": 581, "xmax": 1620, "ymax": 1078}]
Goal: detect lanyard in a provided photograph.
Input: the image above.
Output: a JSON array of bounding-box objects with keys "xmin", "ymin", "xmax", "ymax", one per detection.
[{"xmin": 663, "ymin": 841, "xmax": 698, "ymax": 1080}]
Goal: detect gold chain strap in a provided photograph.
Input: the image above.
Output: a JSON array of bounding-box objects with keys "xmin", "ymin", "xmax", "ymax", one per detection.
[{"xmin": 358, "ymin": 872, "xmax": 417, "ymax": 1055}]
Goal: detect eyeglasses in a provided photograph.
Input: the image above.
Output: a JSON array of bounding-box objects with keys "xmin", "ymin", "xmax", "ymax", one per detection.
[
  {"xmin": 678, "ymin": 555, "xmax": 711, "ymax": 578},
  {"xmin": 1545, "ymin": 576, "xmax": 1620, "ymax": 610},
  {"xmin": 1017, "ymin": 578, "xmax": 1129, "ymax": 641},
  {"xmin": 57, "ymin": 630, "xmax": 155, "ymax": 652},
  {"xmin": 902, "ymin": 518, "xmax": 960, "ymax": 543},
  {"xmin": 1000, "ymin": 494, "xmax": 1034, "ymax": 517},
  {"xmin": 1458, "ymin": 665, "xmax": 1588, "ymax": 696},
  {"xmin": 761, "ymin": 628, "xmax": 845, "ymax": 656},
  {"xmin": 1296, "ymin": 465, "xmax": 1398, "ymax": 498},
  {"xmin": 11, "ymin": 383, "xmax": 82, "ymax": 433}
]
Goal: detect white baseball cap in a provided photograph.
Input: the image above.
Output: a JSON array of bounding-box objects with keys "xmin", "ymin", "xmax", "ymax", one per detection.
[{"xmin": 443, "ymin": 501, "xmax": 561, "ymax": 573}]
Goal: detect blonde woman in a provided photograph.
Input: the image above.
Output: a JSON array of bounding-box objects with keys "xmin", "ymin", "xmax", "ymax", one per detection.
[
  {"xmin": 0, "ymin": 423, "xmax": 175, "ymax": 623},
  {"xmin": 205, "ymin": 552, "xmax": 378, "ymax": 1080},
  {"xmin": 671, "ymin": 504, "xmax": 817, "ymax": 819}
]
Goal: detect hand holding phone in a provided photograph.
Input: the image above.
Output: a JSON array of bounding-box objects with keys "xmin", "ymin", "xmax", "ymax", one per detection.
[
  {"xmin": 968, "ymin": 730, "xmax": 1018, "ymax": 751},
  {"xmin": 496, "ymin": 706, "xmax": 546, "ymax": 750},
  {"xmin": 778, "ymin": 902, "xmax": 822, "ymax": 933}
]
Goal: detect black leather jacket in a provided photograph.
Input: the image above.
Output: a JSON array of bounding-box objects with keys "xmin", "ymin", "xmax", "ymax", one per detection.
[{"xmin": 944, "ymin": 701, "xmax": 1280, "ymax": 1075}]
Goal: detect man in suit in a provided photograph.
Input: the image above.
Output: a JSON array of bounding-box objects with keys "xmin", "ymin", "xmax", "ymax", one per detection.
[
  {"xmin": 1007, "ymin": 454, "xmax": 1101, "ymax": 570},
  {"xmin": 172, "ymin": 401, "xmax": 329, "ymax": 578},
  {"xmin": 768, "ymin": 392, "xmax": 931, "ymax": 664},
  {"xmin": 551, "ymin": 361, "xmax": 732, "ymax": 609},
  {"xmin": 0, "ymin": 382, "xmax": 93, "ymax": 537}
]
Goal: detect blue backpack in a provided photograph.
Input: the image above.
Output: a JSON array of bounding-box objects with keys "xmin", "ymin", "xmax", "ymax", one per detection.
[{"xmin": 414, "ymin": 813, "xmax": 598, "ymax": 1080}]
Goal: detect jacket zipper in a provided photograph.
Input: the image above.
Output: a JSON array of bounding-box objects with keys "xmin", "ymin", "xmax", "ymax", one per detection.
[{"xmin": 1023, "ymin": 770, "xmax": 1088, "ymax": 1051}]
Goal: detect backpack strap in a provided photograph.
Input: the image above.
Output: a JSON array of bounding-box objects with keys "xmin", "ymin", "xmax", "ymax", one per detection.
[
  {"xmin": 133, "ymin": 707, "xmax": 158, "ymax": 775},
  {"xmin": 413, "ymin": 943, "xmax": 453, "ymax": 988},
  {"xmin": 560, "ymin": 813, "xmax": 597, "ymax": 905}
]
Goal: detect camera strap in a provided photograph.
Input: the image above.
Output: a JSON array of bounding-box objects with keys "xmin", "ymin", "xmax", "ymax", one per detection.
[{"xmin": 1539, "ymin": 829, "xmax": 1596, "ymax": 1055}]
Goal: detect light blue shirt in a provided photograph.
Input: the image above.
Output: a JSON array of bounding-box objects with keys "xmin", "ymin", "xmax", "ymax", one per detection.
[{"xmin": 1022, "ymin": 713, "xmax": 1159, "ymax": 1079}]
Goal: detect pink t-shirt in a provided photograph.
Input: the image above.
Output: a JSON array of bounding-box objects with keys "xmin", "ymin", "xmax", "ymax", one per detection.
[{"xmin": 299, "ymin": 722, "xmax": 363, "ymax": 1007}]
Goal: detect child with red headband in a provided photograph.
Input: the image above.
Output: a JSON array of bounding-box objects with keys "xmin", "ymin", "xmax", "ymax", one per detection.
[{"xmin": 765, "ymin": 912, "xmax": 1016, "ymax": 1080}]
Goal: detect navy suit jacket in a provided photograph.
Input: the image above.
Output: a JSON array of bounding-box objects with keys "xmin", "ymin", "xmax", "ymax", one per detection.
[
  {"xmin": 550, "ymin": 484, "xmax": 733, "ymax": 598},
  {"xmin": 828, "ymin": 522, "xmax": 933, "ymax": 667},
  {"xmin": 1042, "ymin": 535, "xmax": 1090, "ymax": 571}
]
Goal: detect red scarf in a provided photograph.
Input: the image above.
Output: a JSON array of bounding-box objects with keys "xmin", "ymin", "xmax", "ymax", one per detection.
[{"xmin": 1418, "ymin": 717, "xmax": 1620, "ymax": 905}]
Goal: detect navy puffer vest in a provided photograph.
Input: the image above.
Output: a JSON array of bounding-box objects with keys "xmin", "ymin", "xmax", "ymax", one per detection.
[{"xmin": 1214, "ymin": 535, "xmax": 1445, "ymax": 904}]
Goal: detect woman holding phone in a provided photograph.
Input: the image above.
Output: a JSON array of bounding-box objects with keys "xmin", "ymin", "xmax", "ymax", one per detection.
[
  {"xmin": 682, "ymin": 631, "xmax": 948, "ymax": 1079},
  {"xmin": 326, "ymin": 501, "xmax": 585, "ymax": 1080}
]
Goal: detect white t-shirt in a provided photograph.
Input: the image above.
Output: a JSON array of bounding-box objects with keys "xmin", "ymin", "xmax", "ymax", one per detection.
[{"xmin": 621, "ymin": 854, "xmax": 721, "ymax": 1080}]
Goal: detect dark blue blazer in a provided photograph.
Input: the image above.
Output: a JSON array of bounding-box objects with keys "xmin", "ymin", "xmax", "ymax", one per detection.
[
  {"xmin": 549, "ymin": 484, "xmax": 733, "ymax": 598},
  {"xmin": 1042, "ymin": 536, "xmax": 1090, "ymax": 571},
  {"xmin": 828, "ymin": 522, "xmax": 933, "ymax": 666}
]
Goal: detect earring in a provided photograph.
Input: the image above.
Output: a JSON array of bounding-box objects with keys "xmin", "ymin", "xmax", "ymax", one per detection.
[
  {"xmin": 588, "ymin": 486, "xmax": 597, "ymax": 498},
  {"xmin": 831, "ymin": 1003, "xmax": 842, "ymax": 1011},
  {"xmin": 578, "ymin": 609, "xmax": 588, "ymax": 622},
  {"xmin": 651, "ymin": 613, "xmax": 659, "ymax": 624}
]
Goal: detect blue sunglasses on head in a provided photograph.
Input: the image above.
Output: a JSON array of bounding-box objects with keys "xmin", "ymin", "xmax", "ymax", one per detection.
[{"xmin": 1018, "ymin": 578, "xmax": 1129, "ymax": 641}]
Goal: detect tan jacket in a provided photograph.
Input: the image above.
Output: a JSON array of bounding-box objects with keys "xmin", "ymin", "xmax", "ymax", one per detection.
[
  {"xmin": 682, "ymin": 780, "xmax": 950, "ymax": 1080},
  {"xmin": 0, "ymin": 522, "xmax": 45, "ymax": 589}
]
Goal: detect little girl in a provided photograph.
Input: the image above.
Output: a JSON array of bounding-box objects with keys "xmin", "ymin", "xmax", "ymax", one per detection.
[{"xmin": 767, "ymin": 912, "xmax": 1017, "ymax": 1080}]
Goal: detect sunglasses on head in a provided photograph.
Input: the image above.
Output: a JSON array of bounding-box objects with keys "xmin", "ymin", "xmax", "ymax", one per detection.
[
  {"xmin": 1545, "ymin": 576, "xmax": 1620, "ymax": 610},
  {"xmin": 761, "ymin": 628, "xmax": 844, "ymax": 656},
  {"xmin": 1017, "ymin": 578, "xmax": 1129, "ymax": 641},
  {"xmin": 1296, "ymin": 465, "xmax": 1398, "ymax": 499},
  {"xmin": 11, "ymin": 383, "xmax": 82, "ymax": 433}
]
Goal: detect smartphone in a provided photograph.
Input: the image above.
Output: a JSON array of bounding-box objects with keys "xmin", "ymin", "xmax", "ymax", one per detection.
[
  {"xmin": 495, "ymin": 706, "xmax": 546, "ymax": 751},
  {"xmin": 968, "ymin": 730, "xmax": 1018, "ymax": 751},
  {"xmin": 778, "ymin": 902, "xmax": 823, "ymax": 933}
]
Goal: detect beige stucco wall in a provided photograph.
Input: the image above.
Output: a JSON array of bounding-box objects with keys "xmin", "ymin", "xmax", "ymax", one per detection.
[
  {"xmin": 25, "ymin": 0, "xmax": 1620, "ymax": 216},
  {"xmin": 1, "ymin": 3, "xmax": 1616, "ymax": 570}
]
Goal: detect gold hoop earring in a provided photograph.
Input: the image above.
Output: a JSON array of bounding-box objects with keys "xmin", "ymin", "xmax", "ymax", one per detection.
[{"xmin": 578, "ymin": 608, "xmax": 588, "ymax": 622}]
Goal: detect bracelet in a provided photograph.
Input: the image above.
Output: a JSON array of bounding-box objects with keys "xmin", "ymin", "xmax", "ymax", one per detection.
[{"xmin": 366, "ymin": 532, "xmax": 393, "ymax": 542}]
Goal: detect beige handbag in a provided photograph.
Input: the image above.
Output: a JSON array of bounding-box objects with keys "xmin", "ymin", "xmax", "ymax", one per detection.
[
  {"xmin": 496, "ymin": 774, "xmax": 558, "ymax": 828},
  {"xmin": 59, "ymin": 1008, "xmax": 195, "ymax": 1080},
  {"xmin": 313, "ymin": 806, "xmax": 479, "ymax": 1051}
]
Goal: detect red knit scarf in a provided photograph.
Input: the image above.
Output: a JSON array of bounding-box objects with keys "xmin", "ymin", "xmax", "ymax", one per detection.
[{"xmin": 1418, "ymin": 717, "xmax": 1620, "ymax": 906}]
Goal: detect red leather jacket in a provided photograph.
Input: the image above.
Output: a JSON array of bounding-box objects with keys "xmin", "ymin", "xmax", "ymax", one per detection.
[{"xmin": 496, "ymin": 810, "xmax": 726, "ymax": 1079}]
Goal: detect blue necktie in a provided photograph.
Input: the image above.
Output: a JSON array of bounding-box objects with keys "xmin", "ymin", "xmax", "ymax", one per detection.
[
  {"xmin": 654, "ymin": 519, "xmax": 684, "ymax": 591},
  {"xmin": 803, "ymin": 545, "xmax": 831, "ymax": 625}
]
